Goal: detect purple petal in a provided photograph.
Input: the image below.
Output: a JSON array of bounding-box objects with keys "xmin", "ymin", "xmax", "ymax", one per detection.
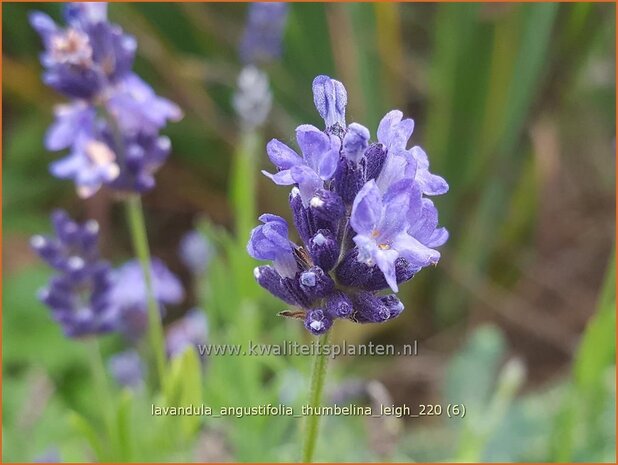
[
  {"xmin": 391, "ymin": 232, "xmax": 440, "ymax": 269},
  {"xmin": 49, "ymin": 153, "xmax": 87, "ymax": 179},
  {"xmin": 266, "ymin": 139, "xmax": 302, "ymax": 170},
  {"xmin": 426, "ymin": 227, "xmax": 449, "ymax": 248},
  {"xmin": 374, "ymin": 248, "xmax": 399, "ymax": 292},
  {"xmin": 290, "ymin": 165, "xmax": 322, "ymax": 206},
  {"xmin": 295, "ymin": 124, "xmax": 330, "ymax": 169},
  {"xmin": 29, "ymin": 12, "xmax": 58, "ymax": 40},
  {"xmin": 45, "ymin": 103, "xmax": 95, "ymax": 151},
  {"xmin": 262, "ymin": 169, "xmax": 294, "ymax": 185},
  {"xmin": 350, "ymin": 180, "xmax": 382, "ymax": 235}
]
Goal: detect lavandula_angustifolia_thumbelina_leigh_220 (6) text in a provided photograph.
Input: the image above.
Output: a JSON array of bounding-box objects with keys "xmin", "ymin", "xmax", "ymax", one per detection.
[{"xmin": 248, "ymin": 75, "xmax": 449, "ymax": 335}]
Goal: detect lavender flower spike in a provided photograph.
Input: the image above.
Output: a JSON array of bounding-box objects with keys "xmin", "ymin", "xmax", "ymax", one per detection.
[
  {"xmin": 31, "ymin": 210, "xmax": 117, "ymax": 337},
  {"xmin": 108, "ymin": 349, "xmax": 145, "ymax": 389},
  {"xmin": 239, "ymin": 2, "xmax": 289, "ymax": 66},
  {"xmin": 248, "ymin": 75, "xmax": 449, "ymax": 334},
  {"xmin": 31, "ymin": 2, "xmax": 182, "ymax": 197}
]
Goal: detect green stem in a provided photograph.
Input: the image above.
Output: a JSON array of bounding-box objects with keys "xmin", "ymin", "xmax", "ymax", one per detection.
[
  {"xmin": 124, "ymin": 195, "xmax": 166, "ymax": 389},
  {"xmin": 230, "ymin": 129, "xmax": 260, "ymax": 245},
  {"xmin": 301, "ymin": 331, "xmax": 332, "ymax": 463},
  {"xmin": 86, "ymin": 339, "xmax": 116, "ymax": 461}
]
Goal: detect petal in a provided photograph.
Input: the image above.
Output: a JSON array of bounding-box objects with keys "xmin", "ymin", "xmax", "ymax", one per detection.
[
  {"xmin": 316, "ymin": 136, "xmax": 340, "ymax": 180},
  {"xmin": 408, "ymin": 198, "xmax": 438, "ymax": 241},
  {"xmin": 390, "ymin": 118, "xmax": 414, "ymax": 151},
  {"xmin": 380, "ymin": 179, "xmax": 414, "ymax": 240},
  {"xmin": 295, "ymin": 124, "xmax": 330, "ymax": 169},
  {"xmin": 266, "ymin": 139, "xmax": 303, "ymax": 170},
  {"xmin": 426, "ymin": 227, "xmax": 449, "ymax": 248},
  {"xmin": 29, "ymin": 12, "xmax": 58, "ymax": 40},
  {"xmin": 377, "ymin": 110, "xmax": 403, "ymax": 146},
  {"xmin": 350, "ymin": 180, "xmax": 382, "ymax": 235},
  {"xmin": 374, "ymin": 248, "xmax": 400, "ymax": 292},
  {"xmin": 418, "ymin": 171, "xmax": 449, "ymax": 196},
  {"xmin": 411, "ymin": 146, "xmax": 429, "ymax": 169},
  {"xmin": 376, "ymin": 152, "xmax": 408, "ymax": 193},
  {"xmin": 392, "ymin": 232, "xmax": 440, "ymax": 269},
  {"xmin": 262, "ymin": 169, "xmax": 295, "ymax": 185},
  {"xmin": 49, "ymin": 153, "xmax": 86, "ymax": 179},
  {"xmin": 290, "ymin": 165, "xmax": 322, "ymax": 205},
  {"xmin": 45, "ymin": 104, "xmax": 95, "ymax": 151}
]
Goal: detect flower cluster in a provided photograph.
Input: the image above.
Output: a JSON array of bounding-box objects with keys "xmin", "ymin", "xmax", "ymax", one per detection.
[
  {"xmin": 30, "ymin": 210, "xmax": 117, "ymax": 337},
  {"xmin": 31, "ymin": 210, "xmax": 185, "ymax": 340},
  {"xmin": 248, "ymin": 75, "xmax": 449, "ymax": 334},
  {"xmin": 30, "ymin": 2, "xmax": 182, "ymax": 198},
  {"xmin": 239, "ymin": 2, "xmax": 289, "ymax": 66},
  {"xmin": 233, "ymin": 3, "xmax": 288, "ymax": 130}
]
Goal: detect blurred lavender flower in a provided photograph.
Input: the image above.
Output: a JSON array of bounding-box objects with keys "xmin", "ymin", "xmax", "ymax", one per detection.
[
  {"xmin": 34, "ymin": 447, "xmax": 61, "ymax": 463},
  {"xmin": 31, "ymin": 210, "xmax": 117, "ymax": 337},
  {"xmin": 30, "ymin": 2, "xmax": 182, "ymax": 198},
  {"xmin": 179, "ymin": 230, "xmax": 212, "ymax": 276},
  {"xmin": 239, "ymin": 3, "xmax": 289, "ymax": 66},
  {"xmin": 166, "ymin": 308, "xmax": 208, "ymax": 360},
  {"xmin": 111, "ymin": 258, "xmax": 184, "ymax": 339},
  {"xmin": 108, "ymin": 349, "xmax": 145, "ymax": 389},
  {"xmin": 233, "ymin": 66, "xmax": 273, "ymax": 130},
  {"xmin": 248, "ymin": 75, "xmax": 449, "ymax": 334}
]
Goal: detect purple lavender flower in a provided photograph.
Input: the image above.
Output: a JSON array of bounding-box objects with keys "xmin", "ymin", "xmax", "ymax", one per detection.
[
  {"xmin": 249, "ymin": 75, "xmax": 449, "ymax": 334},
  {"xmin": 179, "ymin": 230, "xmax": 212, "ymax": 276},
  {"xmin": 31, "ymin": 211, "xmax": 117, "ymax": 337},
  {"xmin": 30, "ymin": 2, "xmax": 182, "ymax": 198},
  {"xmin": 108, "ymin": 349, "xmax": 145, "ymax": 389},
  {"xmin": 239, "ymin": 3, "xmax": 289, "ymax": 66},
  {"xmin": 262, "ymin": 126, "xmax": 340, "ymax": 205},
  {"xmin": 111, "ymin": 258, "xmax": 184, "ymax": 339},
  {"xmin": 165, "ymin": 308, "xmax": 208, "ymax": 360}
]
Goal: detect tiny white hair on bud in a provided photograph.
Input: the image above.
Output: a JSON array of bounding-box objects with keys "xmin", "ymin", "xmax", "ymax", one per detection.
[
  {"xmin": 253, "ymin": 267, "xmax": 261, "ymax": 279},
  {"xmin": 312, "ymin": 233, "xmax": 327, "ymax": 246},
  {"xmin": 310, "ymin": 196, "xmax": 324, "ymax": 208},
  {"xmin": 310, "ymin": 320, "xmax": 324, "ymax": 331},
  {"xmin": 291, "ymin": 187, "xmax": 300, "ymax": 198}
]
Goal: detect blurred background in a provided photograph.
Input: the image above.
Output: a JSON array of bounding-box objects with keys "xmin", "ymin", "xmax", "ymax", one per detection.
[{"xmin": 2, "ymin": 2, "xmax": 616, "ymax": 463}]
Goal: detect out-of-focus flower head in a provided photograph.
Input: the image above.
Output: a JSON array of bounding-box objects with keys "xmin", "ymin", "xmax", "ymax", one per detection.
[
  {"xmin": 233, "ymin": 66, "xmax": 273, "ymax": 130},
  {"xmin": 111, "ymin": 258, "xmax": 184, "ymax": 339},
  {"xmin": 179, "ymin": 230, "xmax": 212, "ymax": 276},
  {"xmin": 248, "ymin": 75, "xmax": 449, "ymax": 334},
  {"xmin": 108, "ymin": 349, "xmax": 145, "ymax": 389},
  {"xmin": 31, "ymin": 210, "xmax": 118, "ymax": 337},
  {"xmin": 165, "ymin": 308, "xmax": 208, "ymax": 360},
  {"xmin": 30, "ymin": 2, "xmax": 182, "ymax": 198},
  {"xmin": 239, "ymin": 3, "xmax": 289, "ymax": 66}
]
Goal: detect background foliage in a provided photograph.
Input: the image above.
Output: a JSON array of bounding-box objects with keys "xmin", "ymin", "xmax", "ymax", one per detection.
[{"xmin": 3, "ymin": 2, "xmax": 616, "ymax": 462}]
